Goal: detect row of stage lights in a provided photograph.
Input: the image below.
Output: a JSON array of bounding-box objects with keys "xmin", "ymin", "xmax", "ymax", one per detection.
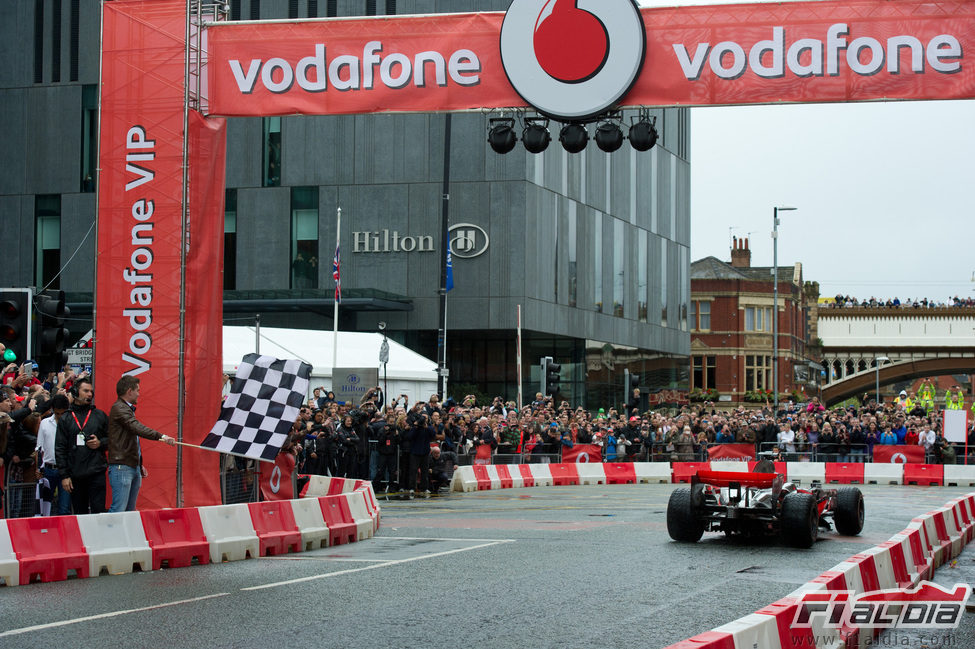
[{"xmin": 487, "ymin": 112, "xmax": 658, "ymax": 155}]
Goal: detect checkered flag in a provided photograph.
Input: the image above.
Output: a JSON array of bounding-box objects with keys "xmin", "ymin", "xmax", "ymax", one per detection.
[{"xmin": 201, "ymin": 354, "xmax": 312, "ymax": 461}]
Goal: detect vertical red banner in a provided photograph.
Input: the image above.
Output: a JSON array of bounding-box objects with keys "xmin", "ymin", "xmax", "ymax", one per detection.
[{"xmin": 96, "ymin": 0, "xmax": 223, "ymax": 508}]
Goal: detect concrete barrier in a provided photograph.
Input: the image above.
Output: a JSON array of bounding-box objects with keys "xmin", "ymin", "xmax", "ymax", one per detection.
[
  {"xmin": 76, "ymin": 511, "xmax": 153, "ymax": 576},
  {"xmin": 785, "ymin": 462, "xmax": 825, "ymax": 484},
  {"xmin": 198, "ymin": 503, "xmax": 260, "ymax": 563},
  {"xmin": 863, "ymin": 463, "xmax": 903, "ymax": 484}
]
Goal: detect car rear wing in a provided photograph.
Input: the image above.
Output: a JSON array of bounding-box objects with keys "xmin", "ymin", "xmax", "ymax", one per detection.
[{"xmin": 692, "ymin": 470, "xmax": 780, "ymax": 489}]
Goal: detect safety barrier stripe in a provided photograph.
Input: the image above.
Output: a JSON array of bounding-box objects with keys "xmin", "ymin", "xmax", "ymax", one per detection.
[{"xmin": 0, "ymin": 476, "xmax": 379, "ymax": 587}]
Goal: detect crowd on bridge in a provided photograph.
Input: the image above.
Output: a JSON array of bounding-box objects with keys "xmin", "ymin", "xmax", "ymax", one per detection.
[{"xmin": 822, "ymin": 294, "xmax": 975, "ymax": 308}]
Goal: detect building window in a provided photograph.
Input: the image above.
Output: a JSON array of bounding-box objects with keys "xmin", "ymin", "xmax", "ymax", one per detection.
[
  {"xmin": 637, "ymin": 233, "xmax": 647, "ymax": 322},
  {"xmin": 593, "ymin": 212, "xmax": 602, "ymax": 313},
  {"xmin": 35, "ymin": 195, "xmax": 61, "ymax": 289},
  {"xmin": 290, "ymin": 187, "xmax": 319, "ymax": 288},
  {"xmin": 69, "ymin": 0, "xmax": 79, "ymax": 81},
  {"xmin": 262, "ymin": 117, "xmax": 281, "ymax": 187},
  {"xmin": 745, "ymin": 355, "xmax": 771, "ymax": 391},
  {"xmin": 51, "ymin": 0, "xmax": 62, "ymax": 83},
  {"xmin": 327, "ymin": 0, "xmax": 337, "ymax": 16},
  {"xmin": 694, "ymin": 301, "xmax": 711, "ymax": 331},
  {"xmin": 744, "ymin": 306, "xmax": 772, "ymax": 332},
  {"xmin": 692, "ymin": 355, "xmax": 716, "ymax": 390},
  {"xmin": 567, "ymin": 204, "xmax": 577, "ymax": 308},
  {"xmin": 250, "ymin": 0, "xmax": 261, "ymax": 20},
  {"xmin": 365, "ymin": 0, "xmax": 377, "ymax": 15},
  {"xmin": 81, "ymin": 84, "xmax": 97, "ymax": 192},
  {"xmin": 307, "ymin": 0, "xmax": 318, "ymax": 17},
  {"xmin": 385, "ymin": 0, "xmax": 396, "ymax": 14},
  {"xmin": 224, "ymin": 189, "xmax": 237, "ymax": 290},
  {"xmin": 33, "ymin": 0, "xmax": 43, "ymax": 83},
  {"xmin": 613, "ymin": 219, "xmax": 624, "ymax": 317},
  {"xmin": 230, "ymin": 0, "xmax": 241, "ymax": 20},
  {"xmin": 660, "ymin": 238, "xmax": 668, "ymax": 326},
  {"xmin": 288, "ymin": 0, "xmax": 298, "ymax": 18}
]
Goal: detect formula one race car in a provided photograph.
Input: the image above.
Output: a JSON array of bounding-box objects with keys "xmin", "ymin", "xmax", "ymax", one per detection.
[{"xmin": 666, "ymin": 461, "xmax": 864, "ymax": 548}]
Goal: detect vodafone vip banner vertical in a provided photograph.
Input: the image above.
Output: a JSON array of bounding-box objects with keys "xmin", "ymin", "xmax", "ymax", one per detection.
[
  {"xmin": 205, "ymin": 0, "xmax": 975, "ymax": 117},
  {"xmin": 96, "ymin": 0, "xmax": 222, "ymax": 508}
]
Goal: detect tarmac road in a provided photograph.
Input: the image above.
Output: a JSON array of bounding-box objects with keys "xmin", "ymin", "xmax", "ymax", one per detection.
[{"xmin": 1, "ymin": 483, "xmax": 972, "ymax": 649}]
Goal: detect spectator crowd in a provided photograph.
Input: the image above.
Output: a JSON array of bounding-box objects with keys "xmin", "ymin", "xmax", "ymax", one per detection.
[{"xmin": 823, "ymin": 294, "xmax": 975, "ymax": 309}]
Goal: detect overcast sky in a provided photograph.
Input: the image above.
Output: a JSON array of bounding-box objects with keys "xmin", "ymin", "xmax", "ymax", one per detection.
[{"xmin": 639, "ymin": 0, "xmax": 975, "ymax": 303}]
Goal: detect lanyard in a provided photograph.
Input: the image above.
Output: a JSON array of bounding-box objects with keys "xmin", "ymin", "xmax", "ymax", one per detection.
[{"xmin": 72, "ymin": 410, "xmax": 92, "ymax": 433}]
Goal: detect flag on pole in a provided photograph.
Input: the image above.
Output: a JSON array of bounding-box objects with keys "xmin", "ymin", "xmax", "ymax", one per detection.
[
  {"xmin": 332, "ymin": 244, "xmax": 341, "ymax": 303},
  {"xmin": 445, "ymin": 247, "xmax": 454, "ymax": 292},
  {"xmin": 200, "ymin": 354, "xmax": 312, "ymax": 461}
]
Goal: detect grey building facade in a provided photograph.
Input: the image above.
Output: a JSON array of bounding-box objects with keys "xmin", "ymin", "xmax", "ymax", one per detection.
[{"xmin": 1, "ymin": 0, "xmax": 691, "ymax": 409}]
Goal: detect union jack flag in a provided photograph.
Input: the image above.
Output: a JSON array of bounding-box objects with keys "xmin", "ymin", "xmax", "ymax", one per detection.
[{"xmin": 332, "ymin": 244, "xmax": 341, "ymax": 303}]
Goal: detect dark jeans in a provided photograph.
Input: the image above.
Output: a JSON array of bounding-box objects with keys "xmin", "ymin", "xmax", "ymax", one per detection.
[
  {"xmin": 408, "ymin": 453, "xmax": 430, "ymax": 491},
  {"xmin": 42, "ymin": 466, "xmax": 72, "ymax": 515},
  {"xmin": 70, "ymin": 471, "xmax": 106, "ymax": 515},
  {"xmin": 429, "ymin": 470, "xmax": 449, "ymax": 493},
  {"xmin": 373, "ymin": 453, "xmax": 398, "ymax": 489}
]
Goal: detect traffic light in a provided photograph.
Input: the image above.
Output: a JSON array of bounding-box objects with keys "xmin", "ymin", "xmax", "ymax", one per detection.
[
  {"xmin": 36, "ymin": 289, "xmax": 70, "ymax": 374},
  {"xmin": 542, "ymin": 356, "xmax": 562, "ymax": 396},
  {"xmin": 0, "ymin": 288, "xmax": 32, "ymax": 363},
  {"xmin": 623, "ymin": 369, "xmax": 641, "ymax": 409}
]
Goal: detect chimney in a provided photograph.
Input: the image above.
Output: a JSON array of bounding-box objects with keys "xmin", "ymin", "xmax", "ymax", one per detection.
[{"xmin": 730, "ymin": 236, "xmax": 751, "ymax": 268}]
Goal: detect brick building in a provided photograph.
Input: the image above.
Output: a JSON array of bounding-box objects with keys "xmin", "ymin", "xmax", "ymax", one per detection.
[{"xmin": 689, "ymin": 237, "xmax": 821, "ymax": 403}]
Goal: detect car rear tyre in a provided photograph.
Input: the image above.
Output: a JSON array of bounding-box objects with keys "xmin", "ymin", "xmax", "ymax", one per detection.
[
  {"xmin": 667, "ymin": 487, "xmax": 704, "ymax": 542},
  {"xmin": 782, "ymin": 492, "xmax": 818, "ymax": 548},
  {"xmin": 753, "ymin": 459, "xmax": 776, "ymax": 474},
  {"xmin": 834, "ymin": 487, "xmax": 865, "ymax": 536}
]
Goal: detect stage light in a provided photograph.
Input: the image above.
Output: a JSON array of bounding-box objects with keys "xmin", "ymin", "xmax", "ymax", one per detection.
[
  {"xmin": 559, "ymin": 123, "xmax": 589, "ymax": 153},
  {"xmin": 628, "ymin": 113, "xmax": 658, "ymax": 151},
  {"xmin": 594, "ymin": 120, "xmax": 624, "ymax": 153},
  {"xmin": 522, "ymin": 117, "xmax": 551, "ymax": 154},
  {"xmin": 487, "ymin": 118, "xmax": 517, "ymax": 154}
]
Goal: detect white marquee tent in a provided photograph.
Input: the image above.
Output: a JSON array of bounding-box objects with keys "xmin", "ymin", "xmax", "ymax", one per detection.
[{"xmin": 223, "ymin": 326, "xmax": 438, "ymax": 403}]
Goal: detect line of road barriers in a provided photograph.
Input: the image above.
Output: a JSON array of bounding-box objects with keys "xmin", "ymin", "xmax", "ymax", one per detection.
[{"xmin": 4, "ymin": 440, "xmax": 970, "ymax": 518}]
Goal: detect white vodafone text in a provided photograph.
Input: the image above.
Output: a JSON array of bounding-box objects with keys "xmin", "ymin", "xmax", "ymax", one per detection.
[
  {"xmin": 673, "ymin": 23, "xmax": 962, "ymax": 80},
  {"xmin": 229, "ymin": 41, "xmax": 481, "ymax": 94}
]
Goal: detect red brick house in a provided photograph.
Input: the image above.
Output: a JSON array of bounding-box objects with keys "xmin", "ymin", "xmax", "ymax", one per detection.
[{"xmin": 690, "ymin": 238, "xmax": 821, "ymax": 403}]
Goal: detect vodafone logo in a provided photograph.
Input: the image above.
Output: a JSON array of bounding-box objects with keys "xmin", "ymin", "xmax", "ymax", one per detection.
[{"xmin": 500, "ymin": 0, "xmax": 646, "ymax": 120}]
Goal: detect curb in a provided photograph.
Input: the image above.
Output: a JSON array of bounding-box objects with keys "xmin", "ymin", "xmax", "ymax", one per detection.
[{"xmin": 0, "ymin": 476, "xmax": 379, "ymax": 587}]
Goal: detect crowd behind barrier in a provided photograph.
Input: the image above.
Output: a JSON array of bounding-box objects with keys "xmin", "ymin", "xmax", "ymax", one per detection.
[
  {"xmin": 3, "ymin": 362, "xmax": 975, "ymax": 517},
  {"xmin": 821, "ymin": 294, "xmax": 975, "ymax": 309}
]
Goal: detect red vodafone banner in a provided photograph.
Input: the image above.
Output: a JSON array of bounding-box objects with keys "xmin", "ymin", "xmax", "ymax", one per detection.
[
  {"xmin": 562, "ymin": 444, "xmax": 603, "ymax": 463},
  {"xmin": 873, "ymin": 445, "xmax": 926, "ymax": 464},
  {"xmin": 97, "ymin": 0, "xmax": 222, "ymax": 508},
  {"xmin": 259, "ymin": 453, "xmax": 296, "ymax": 501},
  {"xmin": 206, "ymin": 0, "xmax": 975, "ymax": 117}
]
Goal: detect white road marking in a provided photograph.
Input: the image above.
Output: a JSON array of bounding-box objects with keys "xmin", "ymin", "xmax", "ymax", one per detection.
[
  {"xmin": 241, "ymin": 538, "xmax": 515, "ymax": 591},
  {"xmin": 0, "ymin": 592, "xmax": 230, "ymax": 638}
]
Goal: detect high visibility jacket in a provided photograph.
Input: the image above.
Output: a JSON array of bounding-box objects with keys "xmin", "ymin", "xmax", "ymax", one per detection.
[
  {"xmin": 919, "ymin": 383, "xmax": 935, "ymax": 401},
  {"xmin": 904, "ymin": 398, "xmax": 916, "ymax": 412},
  {"xmin": 945, "ymin": 390, "xmax": 964, "ymax": 410}
]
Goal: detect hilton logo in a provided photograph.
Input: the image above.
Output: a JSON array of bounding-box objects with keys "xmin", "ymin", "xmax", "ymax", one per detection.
[{"xmin": 352, "ymin": 223, "xmax": 489, "ymax": 258}]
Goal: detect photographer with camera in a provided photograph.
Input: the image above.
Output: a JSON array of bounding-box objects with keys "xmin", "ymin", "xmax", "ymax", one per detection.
[
  {"xmin": 404, "ymin": 412, "xmax": 443, "ymax": 495},
  {"xmin": 373, "ymin": 413, "xmax": 400, "ymax": 491},
  {"xmin": 334, "ymin": 414, "xmax": 360, "ymax": 478}
]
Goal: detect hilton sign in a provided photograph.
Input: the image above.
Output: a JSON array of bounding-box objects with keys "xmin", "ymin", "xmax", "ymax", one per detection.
[{"xmin": 352, "ymin": 222, "xmax": 489, "ymax": 258}]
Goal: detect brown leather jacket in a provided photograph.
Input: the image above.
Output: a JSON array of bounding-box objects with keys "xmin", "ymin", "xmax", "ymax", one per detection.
[{"xmin": 107, "ymin": 399, "xmax": 162, "ymax": 467}]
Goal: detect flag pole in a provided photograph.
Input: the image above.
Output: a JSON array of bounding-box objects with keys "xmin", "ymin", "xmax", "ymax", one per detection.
[
  {"xmin": 332, "ymin": 207, "xmax": 341, "ymax": 371},
  {"xmin": 436, "ymin": 114, "xmax": 452, "ymax": 399}
]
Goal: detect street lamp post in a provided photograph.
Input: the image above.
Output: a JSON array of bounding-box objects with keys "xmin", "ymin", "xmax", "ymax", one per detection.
[
  {"xmin": 875, "ymin": 356, "xmax": 890, "ymax": 405},
  {"xmin": 772, "ymin": 206, "xmax": 797, "ymax": 415}
]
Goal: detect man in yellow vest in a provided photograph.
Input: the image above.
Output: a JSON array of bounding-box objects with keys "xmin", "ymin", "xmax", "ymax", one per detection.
[
  {"xmin": 944, "ymin": 386, "xmax": 965, "ymax": 410},
  {"xmin": 903, "ymin": 391, "xmax": 919, "ymax": 413},
  {"xmin": 918, "ymin": 378, "xmax": 936, "ymax": 413},
  {"xmin": 894, "ymin": 390, "xmax": 909, "ymax": 410}
]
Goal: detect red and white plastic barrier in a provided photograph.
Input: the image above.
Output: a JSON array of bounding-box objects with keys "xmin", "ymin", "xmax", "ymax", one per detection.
[
  {"xmin": 661, "ymin": 491, "xmax": 975, "ymax": 649},
  {"xmin": 450, "ymin": 461, "xmax": 974, "ymax": 493},
  {"xmin": 0, "ymin": 476, "xmax": 379, "ymax": 587}
]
